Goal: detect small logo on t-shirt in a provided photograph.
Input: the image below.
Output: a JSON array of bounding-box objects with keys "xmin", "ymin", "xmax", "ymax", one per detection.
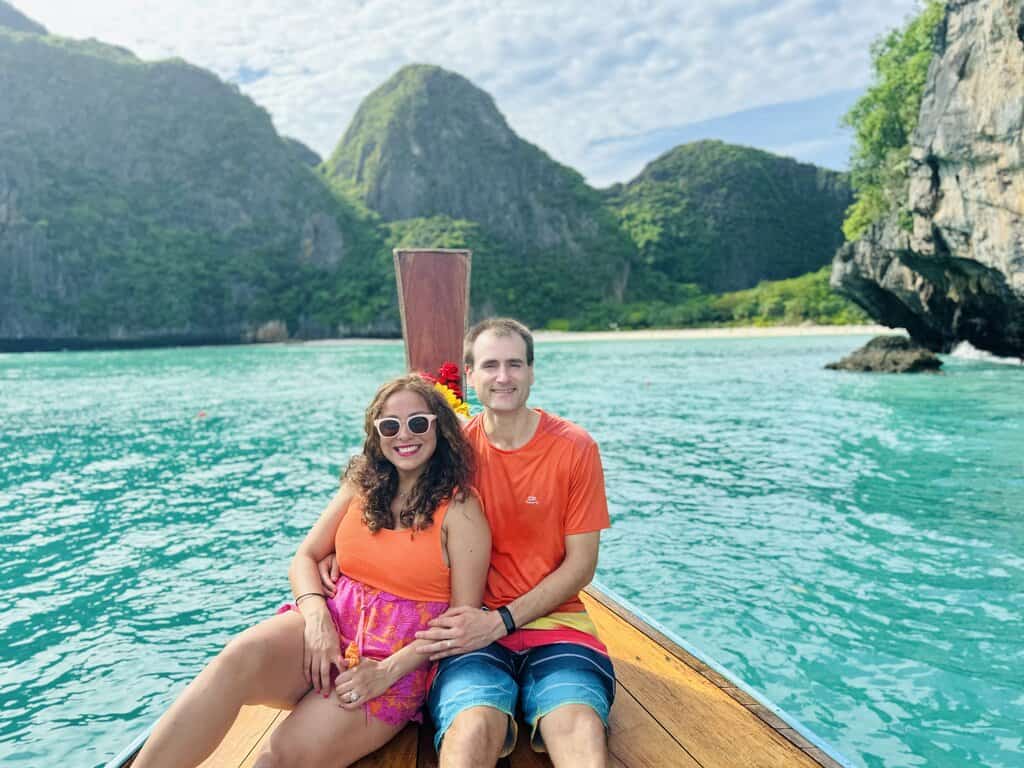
[{"xmin": 525, "ymin": 495, "xmax": 539, "ymax": 505}]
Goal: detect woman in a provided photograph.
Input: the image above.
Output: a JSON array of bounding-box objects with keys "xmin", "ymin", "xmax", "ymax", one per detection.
[{"xmin": 134, "ymin": 375, "xmax": 491, "ymax": 768}]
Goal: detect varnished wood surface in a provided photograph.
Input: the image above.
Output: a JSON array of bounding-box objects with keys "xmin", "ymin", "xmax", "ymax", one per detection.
[
  {"xmin": 393, "ymin": 249, "xmax": 471, "ymax": 386},
  {"xmin": 581, "ymin": 588, "xmax": 841, "ymax": 768},
  {"xmin": 121, "ymin": 587, "xmax": 843, "ymax": 768}
]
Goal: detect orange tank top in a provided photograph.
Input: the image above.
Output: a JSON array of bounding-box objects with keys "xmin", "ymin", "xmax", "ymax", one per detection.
[{"xmin": 334, "ymin": 496, "xmax": 451, "ymax": 603}]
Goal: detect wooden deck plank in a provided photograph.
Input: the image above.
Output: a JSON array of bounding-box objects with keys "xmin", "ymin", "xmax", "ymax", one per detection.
[
  {"xmin": 353, "ymin": 723, "xmax": 419, "ymax": 768},
  {"xmin": 126, "ymin": 588, "xmax": 834, "ymax": 768},
  {"xmin": 607, "ymin": 683, "xmax": 702, "ymax": 768},
  {"xmin": 416, "ymin": 723, "xmax": 437, "ymax": 768},
  {"xmin": 501, "ymin": 739, "xmax": 550, "ymax": 768},
  {"xmin": 195, "ymin": 706, "xmax": 417, "ymax": 768},
  {"xmin": 236, "ymin": 708, "xmax": 284, "ymax": 768},
  {"xmin": 582, "ymin": 589, "xmax": 823, "ymax": 768},
  {"xmin": 197, "ymin": 705, "xmax": 282, "ymax": 768}
]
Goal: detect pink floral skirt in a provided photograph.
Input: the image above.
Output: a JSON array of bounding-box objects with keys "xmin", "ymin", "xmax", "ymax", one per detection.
[{"xmin": 278, "ymin": 574, "xmax": 448, "ymax": 726}]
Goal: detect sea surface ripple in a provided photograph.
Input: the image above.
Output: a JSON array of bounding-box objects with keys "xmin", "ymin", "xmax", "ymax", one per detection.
[{"xmin": 0, "ymin": 337, "xmax": 1021, "ymax": 767}]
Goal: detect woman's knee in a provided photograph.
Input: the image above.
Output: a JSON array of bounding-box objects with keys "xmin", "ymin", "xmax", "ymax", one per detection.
[
  {"xmin": 252, "ymin": 731, "xmax": 322, "ymax": 768},
  {"xmin": 215, "ymin": 625, "xmax": 274, "ymax": 682}
]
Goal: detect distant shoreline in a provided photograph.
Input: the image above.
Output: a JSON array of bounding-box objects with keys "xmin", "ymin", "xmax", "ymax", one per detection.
[
  {"xmin": 1, "ymin": 325, "xmax": 902, "ymax": 354},
  {"xmin": 299, "ymin": 324, "xmax": 902, "ymax": 347},
  {"xmin": 530, "ymin": 324, "xmax": 903, "ymax": 343}
]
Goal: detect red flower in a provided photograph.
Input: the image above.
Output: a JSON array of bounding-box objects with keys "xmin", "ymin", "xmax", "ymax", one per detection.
[{"xmin": 437, "ymin": 361, "xmax": 462, "ymax": 400}]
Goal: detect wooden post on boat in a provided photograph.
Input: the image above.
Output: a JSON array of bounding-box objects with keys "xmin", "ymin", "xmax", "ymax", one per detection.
[{"xmin": 393, "ymin": 248, "xmax": 471, "ymax": 384}]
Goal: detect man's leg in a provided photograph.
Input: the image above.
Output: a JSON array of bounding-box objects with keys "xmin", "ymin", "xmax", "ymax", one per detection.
[
  {"xmin": 519, "ymin": 643, "xmax": 616, "ymax": 768},
  {"xmin": 538, "ymin": 704, "xmax": 608, "ymax": 768},
  {"xmin": 439, "ymin": 706, "xmax": 509, "ymax": 768},
  {"xmin": 427, "ymin": 645, "xmax": 519, "ymax": 768}
]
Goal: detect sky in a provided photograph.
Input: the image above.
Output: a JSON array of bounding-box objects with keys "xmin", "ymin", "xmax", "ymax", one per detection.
[{"xmin": 14, "ymin": 0, "xmax": 924, "ymax": 186}]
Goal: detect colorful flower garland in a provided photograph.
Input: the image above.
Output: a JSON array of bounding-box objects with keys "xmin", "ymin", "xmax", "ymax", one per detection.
[{"xmin": 423, "ymin": 361, "xmax": 471, "ymax": 418}]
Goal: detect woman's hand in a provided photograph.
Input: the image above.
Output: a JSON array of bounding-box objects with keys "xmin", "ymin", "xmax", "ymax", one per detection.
[
  {"xmin": 301, "ymin": 603, "xmax": 342, "ymax": 695},
  {"xmin": 317, "ymin": 553, "xmax": 340, "ymax": 597},
  {"xmin": 334, "ymin": 657, "xmax": 396, "ymax": 710}
]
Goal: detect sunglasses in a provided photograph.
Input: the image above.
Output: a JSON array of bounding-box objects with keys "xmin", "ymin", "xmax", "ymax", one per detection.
[{"xmin": 373, "ymin": 413, "xmax": 438, "ymax": 438}]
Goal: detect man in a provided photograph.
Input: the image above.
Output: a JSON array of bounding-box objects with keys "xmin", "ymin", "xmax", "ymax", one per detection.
[{"xmin": 414, "ymin": 317, "xmax": 614, "ymax": 767}]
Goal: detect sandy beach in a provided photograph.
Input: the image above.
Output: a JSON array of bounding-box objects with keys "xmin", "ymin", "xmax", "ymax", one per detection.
[
  {"xmin": 531, "ymin": 324, "xmax": 903, "ymax": 343},
  {"xmin": 301, "ymin": 324, "xmax": 903, "ymax": 347}
]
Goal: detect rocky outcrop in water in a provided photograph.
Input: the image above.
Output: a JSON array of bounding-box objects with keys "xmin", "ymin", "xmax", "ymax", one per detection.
[
  {"xmin": 832, "ymin": 0, "xmax": 1024, "ymax": 357},
  {"xmin": 826, "ymin": 335, "xmax": 942, "ymax": 373}
]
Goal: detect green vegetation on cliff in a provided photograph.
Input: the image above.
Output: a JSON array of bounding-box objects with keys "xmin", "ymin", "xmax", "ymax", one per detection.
[
  {"xmin": 570, "ymin": 267, "xmax": 868, "ymax": 331},
  {"xmin": 0, "ymin": 27, "xmax": 388, "ymax": 343},
  {"xmin": 842, "ymin": 1, "xmax": 945, "ymax": 240},
  {"xmin": 605, "ymin": 140, "xmax": 851, "ymax": 295},
  {"xmin": 0, "ymin": 17, "xmax": 862, "ymax": 347},
  {"xmin": 324, "ymin": 65, "xmax": 635, "ymax": 324}
]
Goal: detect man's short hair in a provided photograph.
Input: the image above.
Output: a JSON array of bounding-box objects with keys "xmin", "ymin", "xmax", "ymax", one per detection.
[{"xmin": 464, "ymin": 317, "xmax": 534, "ymax": 367}]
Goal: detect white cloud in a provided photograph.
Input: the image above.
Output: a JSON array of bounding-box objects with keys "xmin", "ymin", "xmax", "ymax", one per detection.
[{"xmin": 14, "ymin": 0, "xmax": 924, "ymax": 183}]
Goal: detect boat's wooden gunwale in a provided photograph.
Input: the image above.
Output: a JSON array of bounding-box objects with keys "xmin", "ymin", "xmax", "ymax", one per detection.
[{"xmin": 581, "ymin": 586, "xmax": 846, "ymax": 768}]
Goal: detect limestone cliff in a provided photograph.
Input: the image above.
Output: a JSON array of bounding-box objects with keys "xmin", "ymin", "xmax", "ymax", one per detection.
[
  {"xmin": 323, "ymin": 64, "xmax": 636, "ymax": 320},
  {"xmin": 832, "ymin": 0, "xmax": 1024, "ymax": 356},
  {"xmin": 0, "ymin": 22, "xmax": 383, "ymax": 348},
  {"xmin": 0, "ymin": 1, "xmax": 46, "ymax": 35}
]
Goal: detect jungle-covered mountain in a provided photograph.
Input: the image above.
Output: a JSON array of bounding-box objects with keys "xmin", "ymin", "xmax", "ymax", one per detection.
[
  {"xmin": 604, "ymin": 141, "xmax": 852, "ymax": 295},
  {"xmin": 323, "ymin": 64, "xmax": 636, "ymax": 325},
  {"xmin": 0, "ymin": 10, "xmax": 387, "ymax": 348},
  {"xmin": 0, "ymin": 5, "xmax": 858, "ymax": 348},
  {"xmin": 0, "ymin": 0, "xmax": 43, "ymax": 34}
]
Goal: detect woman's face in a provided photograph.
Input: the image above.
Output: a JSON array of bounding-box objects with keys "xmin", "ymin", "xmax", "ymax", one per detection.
[{"xmin": 376, "ymin": 389, "xmax": 438, "ymax": 476}]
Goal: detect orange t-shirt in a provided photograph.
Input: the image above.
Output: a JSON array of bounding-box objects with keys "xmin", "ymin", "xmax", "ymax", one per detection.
[
  {"xmin": 466, "ymin": 409, "xmax": 610, "ymax": 614},
  {"xmin": 335, "ymin": 496, "xmax": 451, "ymax": 603}
]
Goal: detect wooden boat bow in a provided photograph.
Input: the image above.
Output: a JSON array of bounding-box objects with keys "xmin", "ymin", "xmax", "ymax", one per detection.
[{"xmin": 109, "ymin": 248, "xmax": 846, "ymax": 768}]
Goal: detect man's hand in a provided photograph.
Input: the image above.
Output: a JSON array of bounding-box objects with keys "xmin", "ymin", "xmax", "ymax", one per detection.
[
  {"xmin": 317, "ymin": 553, "xmax": 340, "ymax": 597},
  {"xmin": 414, "ymin": 606, "xmax": 505, "ymax": 660}
]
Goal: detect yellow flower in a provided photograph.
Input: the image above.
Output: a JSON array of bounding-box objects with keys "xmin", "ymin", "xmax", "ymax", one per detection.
[{"xmin": 434, "ymin": 382, "xmax": 471, "ymax": 417}]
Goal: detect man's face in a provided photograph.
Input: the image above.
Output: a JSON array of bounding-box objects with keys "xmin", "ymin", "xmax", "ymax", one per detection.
[{"xmin": 467, "ymin": 330, "xmax": 534, "ymax": 414}]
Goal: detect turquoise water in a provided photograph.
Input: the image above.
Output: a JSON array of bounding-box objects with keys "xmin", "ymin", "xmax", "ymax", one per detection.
[{"xmin": 1, "ymin": 337, "xmax": 1022, "ymax": 767}]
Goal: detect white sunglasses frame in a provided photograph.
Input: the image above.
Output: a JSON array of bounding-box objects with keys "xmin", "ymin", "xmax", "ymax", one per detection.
[{"xmin": 373, "ymin": 413, "xmax": 438, "ymax": 438}]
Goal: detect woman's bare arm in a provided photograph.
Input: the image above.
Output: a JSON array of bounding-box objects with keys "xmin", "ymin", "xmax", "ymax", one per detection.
[
  {"xmin": 289, "ymin": 482, "xmax": 355, "ymax": 597},
  {"xmin": 289, "ymin": 482, "xmax": 356, "ymax": 693}
]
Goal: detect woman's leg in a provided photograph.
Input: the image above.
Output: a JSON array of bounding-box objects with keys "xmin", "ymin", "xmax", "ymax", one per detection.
[
  {"xmin": 133, "ymin": 611, "xmax": 311, "ymax": 768},
  {"xmin": 252, "ymin": 689, "xmax": 404, "ymax": 768}
]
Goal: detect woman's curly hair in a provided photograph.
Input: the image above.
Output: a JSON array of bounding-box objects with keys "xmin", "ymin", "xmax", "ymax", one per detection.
[{"xmin": 344, "ymin": 374, "xmax": 474, "ymax": 532}]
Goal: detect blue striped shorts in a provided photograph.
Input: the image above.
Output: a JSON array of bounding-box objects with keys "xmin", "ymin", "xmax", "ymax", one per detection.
[{"xmin": 426, "ymin": 641, "xmax": 616, "ymax": 755}]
